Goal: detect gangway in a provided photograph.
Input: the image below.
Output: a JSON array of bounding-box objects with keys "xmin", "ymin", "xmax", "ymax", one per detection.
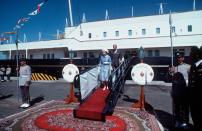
[{"xmin": 73, "ymin": 58, "xmax": 132, "ymax": 121}]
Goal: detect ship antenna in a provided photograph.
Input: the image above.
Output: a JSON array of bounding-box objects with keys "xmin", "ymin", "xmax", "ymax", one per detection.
[
  {"xmin": 159, "ymin": 3, "xmax": 164, "ymax": 14},
  {"xmin": 66, "ymin": 18, "xmax": 68, "ymax": 27},
  {"xmin": 82, "ymin": 13, "xmax": 86, "ymax": 23},
  {"xmin": 39, "ymin": 32, "xmax": 41, "ymax": 41},
  {"xmin": 193, "ymin": 0, "xmax": 196, "ymax": 11},
  {"xmin": 23, "ymin": 33, "xmax": 27, "ymax": 43},
  {"xmin": 105, "ymin": 9, "xmax": 109, "ymax": 20},
  {"xmin": 68, "ymin": 0, "xmax": 74, "ymax": 26},
  {"xmin": 132, "ymin": 6, "xmax": 134, "ymax": 17}
]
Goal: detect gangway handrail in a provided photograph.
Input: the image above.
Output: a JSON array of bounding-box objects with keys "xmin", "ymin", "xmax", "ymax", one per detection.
[
  {"xmin": 104, "ymin": 57, "xmax": 132, "ymax": 113},
  {"xmin": 74, "ymin": 65, "xmax": 99, "ymax": 103}
]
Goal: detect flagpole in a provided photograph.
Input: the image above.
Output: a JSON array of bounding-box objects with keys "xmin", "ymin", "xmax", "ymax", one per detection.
[
  {"xmin": 169, "ymin": 11, "xmax": 173, "ymax": 67},
  {"xmin": 169, "ymin": 11, "xmax": 175, "ymax": 126},
  {"xmin": 15, "ymin": 30, "xmax": 20, "ymax": 102}
]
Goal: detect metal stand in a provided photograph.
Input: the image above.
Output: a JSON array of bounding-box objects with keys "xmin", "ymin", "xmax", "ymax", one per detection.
[
  {"xmin": 132, "ymin": 85, "xmax": 145, "ymax": 109},
  {"xmin": 64, "ymin": 83, "xmax": 78, "ymax": 104},
  {"xmin": 132, "ymin": 53, "xmax": 145, "ymax": 110}
]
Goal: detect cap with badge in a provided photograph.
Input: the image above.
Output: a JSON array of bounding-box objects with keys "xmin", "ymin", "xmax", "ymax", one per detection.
[{"xmin": 176, "ymin": 52, "xmax": 184, "ymax": 58}]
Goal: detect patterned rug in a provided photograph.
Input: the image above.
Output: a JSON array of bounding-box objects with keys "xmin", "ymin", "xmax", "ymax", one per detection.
[{"xmin": 0, "ymin": 100, "xmax": 162, "ymax": 131}]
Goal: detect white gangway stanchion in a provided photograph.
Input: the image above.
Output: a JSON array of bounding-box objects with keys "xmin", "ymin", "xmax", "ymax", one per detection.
[
  {"xmin": 131, "ymin": 63, "xmax": 154, "ymax": 109},
  {"xmin": 62, "ymin": 64, "xmax": 79, "ymax": 104}
]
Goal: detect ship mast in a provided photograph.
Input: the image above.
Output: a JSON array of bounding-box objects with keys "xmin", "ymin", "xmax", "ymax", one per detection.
[
  {"xmin": 193, "ymin": 0, "xmax": 196, "ymax": 11},
  {"xmin": 68, "ymin": 0, "xmax": 74, "ymax": 26}
]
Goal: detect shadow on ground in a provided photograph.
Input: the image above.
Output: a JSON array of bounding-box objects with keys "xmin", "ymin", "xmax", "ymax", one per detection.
[
  {"xmin": 0, "ymin": 94, "xmax": 13, "ymax": 100},
  {"xmin": 30, "ymin": 95, "xmax": 44, "ymax": 106},
  {"xmin": 122, "ymin": 95, "xmax": 138, "ymax": 103}
]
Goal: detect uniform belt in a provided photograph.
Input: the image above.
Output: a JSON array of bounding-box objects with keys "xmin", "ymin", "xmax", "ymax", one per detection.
[{"xmin": 20, "ymin": 75, "xmax": 28, "ymax": 78}]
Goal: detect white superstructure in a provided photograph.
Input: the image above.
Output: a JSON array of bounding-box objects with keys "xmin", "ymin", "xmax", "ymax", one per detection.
[{"xmin": 0, "ymin": 10, "xmax": 202, "ymax": 59}]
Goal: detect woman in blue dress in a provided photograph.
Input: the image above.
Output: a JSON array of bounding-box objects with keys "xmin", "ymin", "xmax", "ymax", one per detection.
[{"xmin": 99, "ymin": 49, "xmax": 112, "ymax": 90}]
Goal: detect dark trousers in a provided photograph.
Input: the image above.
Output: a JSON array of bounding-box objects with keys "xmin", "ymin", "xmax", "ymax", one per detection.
[
  {"xmin": 20, "ymin": 86, "xmax": 30, "ymax": 103},
  {"xmin": 173, "ymin": 98, "xmax": 189, "ymax": 123},
  {"xmin": 6, "ymin": 74, "xmax": 10, "ymax": 81},
  {"xmin": 190, "ymin": 103, "xmax": 201, "ymax": 130},
  {"xmin": 0, "ymin": 75, "xmax": 4, "ymax": 81}
]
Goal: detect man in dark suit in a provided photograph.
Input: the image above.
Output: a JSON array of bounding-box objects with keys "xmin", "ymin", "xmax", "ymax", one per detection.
[
  {"xmin": 188, "ymin": 47, "xmax": 202, "ymax": 130},
  {"xmin": 111, "ymin": 44, "xmax": 124, "ymax": 69}
]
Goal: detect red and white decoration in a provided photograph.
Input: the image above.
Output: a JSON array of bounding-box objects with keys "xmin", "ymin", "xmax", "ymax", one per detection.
[
  {"xmin": 131, "ymin": 63, "xmax": 154, "ymax": 85},
  {"xmin": 62, "ymin": 64, "xmax": 79, "ymax": 83}
]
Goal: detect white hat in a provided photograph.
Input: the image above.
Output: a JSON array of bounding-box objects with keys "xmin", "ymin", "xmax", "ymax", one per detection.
[{"xmin": 102, "ymin": 49, "xmax": 109, "ymax": 53}]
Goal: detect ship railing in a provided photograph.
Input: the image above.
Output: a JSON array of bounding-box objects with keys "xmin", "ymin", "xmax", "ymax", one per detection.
[{"xmin": 105, "ymin": 57, "xmax": 132, "ymax": 112}]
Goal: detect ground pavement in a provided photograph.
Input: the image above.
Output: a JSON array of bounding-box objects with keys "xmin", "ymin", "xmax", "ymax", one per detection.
[{"xmin": 0, "ymin": 78, "xmax": 176, "ymax": 130}]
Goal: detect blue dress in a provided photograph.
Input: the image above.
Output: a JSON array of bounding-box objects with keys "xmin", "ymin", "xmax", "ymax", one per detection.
[{"xmin": 99, "ymin": 54, "xmax": 112, "ymax": 81}]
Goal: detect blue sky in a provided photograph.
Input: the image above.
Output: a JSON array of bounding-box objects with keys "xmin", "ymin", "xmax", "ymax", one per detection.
[{"xmin": 0, "ymin": 0, "xmax": 202, "ymax": 42}]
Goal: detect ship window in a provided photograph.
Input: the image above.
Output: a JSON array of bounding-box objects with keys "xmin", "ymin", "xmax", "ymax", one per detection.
[
  {"xmin": 103, "ymin": 32, "xmax": 107, "ymax": 37},
  {"xmin": 188, "ymin": 25, "xmax": 192, "ymax": 32},
  {"xmin": 154, "ymin": 50, "xmax": 160, "ymax": 56},
  {"xmin": 88, "ymin": 33, "xmax": 92, "ymax": 38},
  {"xmin": 83, "ymin": 52, "xmax": 87, "ymax": 58},
  {"xmin": 73, "ymin": 52, "xmax": 77, "ymax": 57},
  {"xmin": 43, "ymin": 54, "xmax": 46, "ymax": 59},
  {"xmin": 142, "ymin": 29, "xmax": 146, "ymax": 35},
  {"xmin": 148, "ymin": 50, "xmax": 153, "ymax": 57},
  {"xmin": 172, "ymin": 26, "xmax": 175, "ymax": 33},
  {"xmin": 128, "ymin": 30, "xmax": 132, "ymax": 36},
  {"xmin": 51, "ymin": 54, "xmax": 54, "ymax": 59},
  {"xmin": 156, "ymin": 28, "xmax": 160, "ymax": 34},
  {"xmin": 47, "ymin": 54, "xmax": 50, "ymax": 59},
  {"xmin": 115, "ymin": 31, "xmax": 119, "ymax": 37}
]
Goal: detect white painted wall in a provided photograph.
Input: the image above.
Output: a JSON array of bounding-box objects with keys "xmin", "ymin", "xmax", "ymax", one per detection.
[{"xmin": 0, "ymin": 10, "xmax": 201, "ymax": 59}]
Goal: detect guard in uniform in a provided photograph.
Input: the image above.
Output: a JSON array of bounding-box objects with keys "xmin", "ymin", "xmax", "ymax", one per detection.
[
  {"xmin": 189, "ymin": 59, "xmax": 202, "ymax": 130},
  {"xmin": 18, "ymin": 58, "xmax": 32, "ymax": 108},
  {"xmin": 171, "ymin": 52, "xmax": 190, "ymax": 129}
]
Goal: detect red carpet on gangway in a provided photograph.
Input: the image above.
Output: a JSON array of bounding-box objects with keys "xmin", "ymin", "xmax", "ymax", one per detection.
[{"xmin": 74, "ymin": 87, "xmax": 110, "ymax": 121}]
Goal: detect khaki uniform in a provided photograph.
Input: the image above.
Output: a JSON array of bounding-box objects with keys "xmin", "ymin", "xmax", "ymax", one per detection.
[
  {"xmin": 19, "ymin": 65, "xmax": 31, "ymax": 86},
  {"xmin": 19, "ymin": 65, "xmax": 31, "ymax": 103}
]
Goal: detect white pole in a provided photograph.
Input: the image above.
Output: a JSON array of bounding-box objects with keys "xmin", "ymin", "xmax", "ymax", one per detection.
[
  {"xmin": 132, "ymin": 6, "xmax": 134, "ymax": 17},
  {"xmin": 82, "ymin": 13, "xmax": 86, "ymax": 23},
  {"xmin": 15, "ymin": 30, "xmax": 20, "ymax": 102},
  {"xmin": 193, "ymin": 0, "xmax": 196, "ymax": 11},
  {"xmin": 39, "ymin": 32, "xmax": 41, "ymax": 41},
  {"xmin": 159, "ymin": 3, "xmax": 164, "ymax": 15},
  {"xmin": 66, "ymin": 18, "xmax": 68, "ymax": 27},
  {"xmin": 105, "ymin": 9, "xmax": 109, "ymax": 20},
  {"xmin": 68, "ymin": 0, "xmax": 74, "ymax": 26},
  {"xmin": 169, "ymin": 11, "xmax": 173, "ymax": 67},
  {"xmin": 10, "ymin": 35, "xmax": 12, "ymax": 43},
  {"xmin": 57, "ymin": 29, "xmax": 59, "ymax": 39}
]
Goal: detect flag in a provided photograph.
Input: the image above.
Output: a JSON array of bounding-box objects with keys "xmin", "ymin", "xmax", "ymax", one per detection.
[
  {"xmin": 17, "ymin": 17, "xmax": 30, "ymax": 24},
  {"xmin": 4, "ymin": 31, "xmax": 16, "ymax": 34},
  {"xmin": 28, "ymin": 0, "xmax": 48, "ymax": 16},
  {"xmin": 28, "ymin": 9, "xmax": 38, "ymax": 15},
  {"xmin": 15, "ymin": 25, "xmax": 21, "ymax": 29},
  {"xmin": 37, "ymin": 2, "xmax": 44, "ymax": 12},
  {"xmin": 0, "ymin": 37, "xmax": 9, "ymax": 41}
]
